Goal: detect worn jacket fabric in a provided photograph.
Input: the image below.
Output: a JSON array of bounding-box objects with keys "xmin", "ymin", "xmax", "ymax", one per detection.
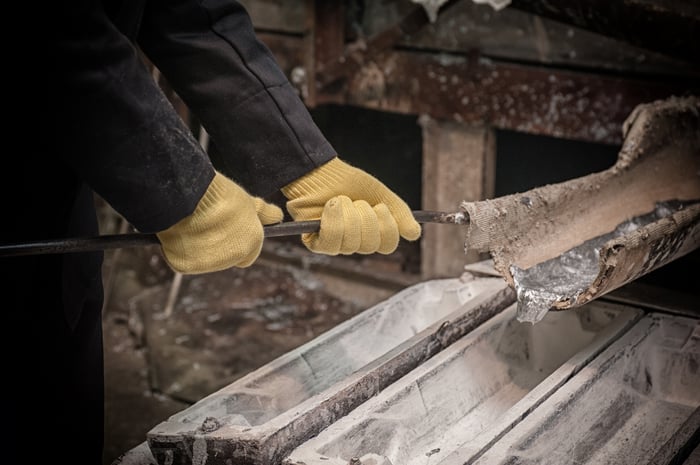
[
  {"xmin": 48, "ymin": 0, "xmax": 336, "ymax": 234},
  {"xmin": 6, "ymin": 1, "xmax": 335, "ymax": 463}
]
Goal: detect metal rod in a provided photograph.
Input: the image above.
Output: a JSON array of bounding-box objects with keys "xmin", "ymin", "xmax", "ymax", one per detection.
[{"xmin": 0, "ymin": 210, "xmax": 468, "ymax": 257}]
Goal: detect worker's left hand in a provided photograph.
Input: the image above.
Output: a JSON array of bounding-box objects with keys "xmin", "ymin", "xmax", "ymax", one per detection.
[
  {"xmin": 281, "ymin": 157, "xmax": 421, "ymax": 255},
  {"xmin": 157, "ymin": 171, "xmax": 283, "ymax": 274}
]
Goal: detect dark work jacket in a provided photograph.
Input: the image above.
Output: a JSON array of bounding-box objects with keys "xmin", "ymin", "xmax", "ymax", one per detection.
[
  {"xmin": 42, "ymin": 0, "xmax": 337, "ymax": 234},
  {"xmin": 6, "ymin": 0, "xmax": 336, "ymax": 322},
  {"xmin": 5, "ymin": 3, "xmax": 335, "ymax": 461}
]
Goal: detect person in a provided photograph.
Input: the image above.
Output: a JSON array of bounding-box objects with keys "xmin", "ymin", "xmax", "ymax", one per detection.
[{"xmin": 5, "ymin": 0, "xmax": 420, "ymax": 463}]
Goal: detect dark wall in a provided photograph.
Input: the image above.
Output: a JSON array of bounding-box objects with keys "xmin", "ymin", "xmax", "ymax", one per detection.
[
  {"xmin": 310, "ymin": 104, "xmax": 423, "ymax": 210},
  {"xmin": 494, "ymin": 129, "xmax": 619, "ymax": 196}
]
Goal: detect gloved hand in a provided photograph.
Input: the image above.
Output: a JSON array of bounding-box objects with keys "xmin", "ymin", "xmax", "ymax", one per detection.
[
  {"xmin": 281, "ymin": 157, "xmax": 421, "ymax": 255},
  {"xmin": 157, "ymin": 171, "xmax": 283, "ymax": 274}
]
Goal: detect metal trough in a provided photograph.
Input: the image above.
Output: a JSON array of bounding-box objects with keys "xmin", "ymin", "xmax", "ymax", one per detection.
[
  {"xmin": 115, "ymin": 274, "xmax": 698, "ymax": 465},
  {"xmin": 285, "ymin": 301, "xmax": 642, "ymax": 465},
  {"xmin": 457, "ymin": 313, "xmax": 700, "ymax": 465},
  {"xmin": 147, "ymin": 274, "xmax": 515, "ymax": 465}
]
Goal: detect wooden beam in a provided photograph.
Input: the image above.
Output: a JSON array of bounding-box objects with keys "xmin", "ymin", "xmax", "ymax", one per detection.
[{"xmin": 421, "ymin": 119, "xmax": 495, "ymax": 279}]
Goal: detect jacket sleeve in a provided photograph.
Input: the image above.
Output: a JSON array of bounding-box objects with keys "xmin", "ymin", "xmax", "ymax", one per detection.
[
  {"xmin": 136, "ymin": 0, "xmax": 337, "ymax": 197},
  {"xmin": 45, "ymin": 0, "xmax": 215, "ymax": 234}
]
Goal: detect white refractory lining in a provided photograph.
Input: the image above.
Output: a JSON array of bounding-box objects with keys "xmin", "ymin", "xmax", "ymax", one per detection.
[
  {"xmin": 285, "ymin": 301, "xmax": 642, "ymax": 465},
  {"xmin": 147, "ymin": 274, "xmax": 513, "ymax": 465},
  {"xmin": 467, "ymin": 314, "xmax": 700, "ymax": 465}
]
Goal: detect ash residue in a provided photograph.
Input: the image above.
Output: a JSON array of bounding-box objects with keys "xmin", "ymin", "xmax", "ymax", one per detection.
[{"xmin": 512, "ymin": 201, "xmax": 685, "ymax": 324}]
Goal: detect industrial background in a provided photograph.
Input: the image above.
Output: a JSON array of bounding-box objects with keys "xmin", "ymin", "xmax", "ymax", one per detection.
[{"xmin": 101, "ymin": 1, "xmax": 700, "ymax": 464}]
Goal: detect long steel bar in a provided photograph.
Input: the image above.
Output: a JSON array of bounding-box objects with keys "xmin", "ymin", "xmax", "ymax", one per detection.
[{"xmin": 0, "ymin": 210, "xmax": 468, "ymax": 257}]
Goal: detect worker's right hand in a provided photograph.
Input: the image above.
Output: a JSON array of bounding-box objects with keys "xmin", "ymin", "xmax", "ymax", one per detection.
[
  {"xmin": 156, "ymin": 171, "xmax": 283, "ymax": 274},
  {"xmin": 281, "ymin": 157, "xmax": 421, "ymax": 255}
]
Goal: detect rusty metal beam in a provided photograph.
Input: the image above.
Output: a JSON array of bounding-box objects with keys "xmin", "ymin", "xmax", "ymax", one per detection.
[
  {"xmin": 264, "ymin": 33, "xmax": 696, "ymax": 144},
  {"xmin": 317, "ymin": 50, "xmax": 697, "ymax": 145},
  {"xmin": 260, "ymin": 33, "xmax": 697, "ymax": 145},
  {"xmin": 509, "ymin": 0, "xmax": 700, "ymax": 65}
]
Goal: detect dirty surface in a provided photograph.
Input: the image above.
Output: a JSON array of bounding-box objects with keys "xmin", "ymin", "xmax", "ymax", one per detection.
[
  {"xmin": 103, "ymin": 229, "xmax": 699, "ymax": 465},
  {"xmin": 461, "ymin": 96, "xmax": 700, "ymax": 320},
  {"xmin": 145, "ymin": 275, "xmax": 513, "ymax": 465},
  {"xmin": 285, "ymin": 301, "xmax": 640, "ymax": 465},
  {"xmin": 102, "ymin": 236, "xmax": 409, "ymax": 464},
  {"xmin": 512, "ymin": 201, "xmax": 692, "ymax": 324},
  {"xmin": 136, "ymin": 263, "xmax": 363, "ymax": 402},
  {"xmin": 154, "ymin": 278, "xmax": 468, "ymax": 425},
  {"xmin": 472, "ymin": 313, "xmax": 700, "ymax": 465}
]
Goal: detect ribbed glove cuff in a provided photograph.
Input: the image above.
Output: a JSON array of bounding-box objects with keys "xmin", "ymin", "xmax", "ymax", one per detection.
[{"xmin": 281, "ymin": 157, "xmax": 353, "ymax": 199}]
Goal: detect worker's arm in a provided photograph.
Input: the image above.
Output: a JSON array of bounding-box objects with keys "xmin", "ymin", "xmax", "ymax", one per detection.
[
  {"xmin": 44, "ymin": 0, "xmax": 214, "ymax": 234},
  {"xmin": 136, "ymin": 0, "xmax": 337, "ymax": 197},
  {"xmin": 42, "ymin": 0, "xmax": 282, "ymax": 273},
  {"xmin": 136, "ymin": 1, "xmax": 420, "ymax": 255}
]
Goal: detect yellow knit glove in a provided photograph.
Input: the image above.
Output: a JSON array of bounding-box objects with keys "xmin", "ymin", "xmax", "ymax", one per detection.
[
  {"xmin": 281, "ymin": 157, "xmax": 421, "ymax": 255},
  {"xmin": 156, "ymin": 171, "xmax": 283, "ymax": 274}
]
